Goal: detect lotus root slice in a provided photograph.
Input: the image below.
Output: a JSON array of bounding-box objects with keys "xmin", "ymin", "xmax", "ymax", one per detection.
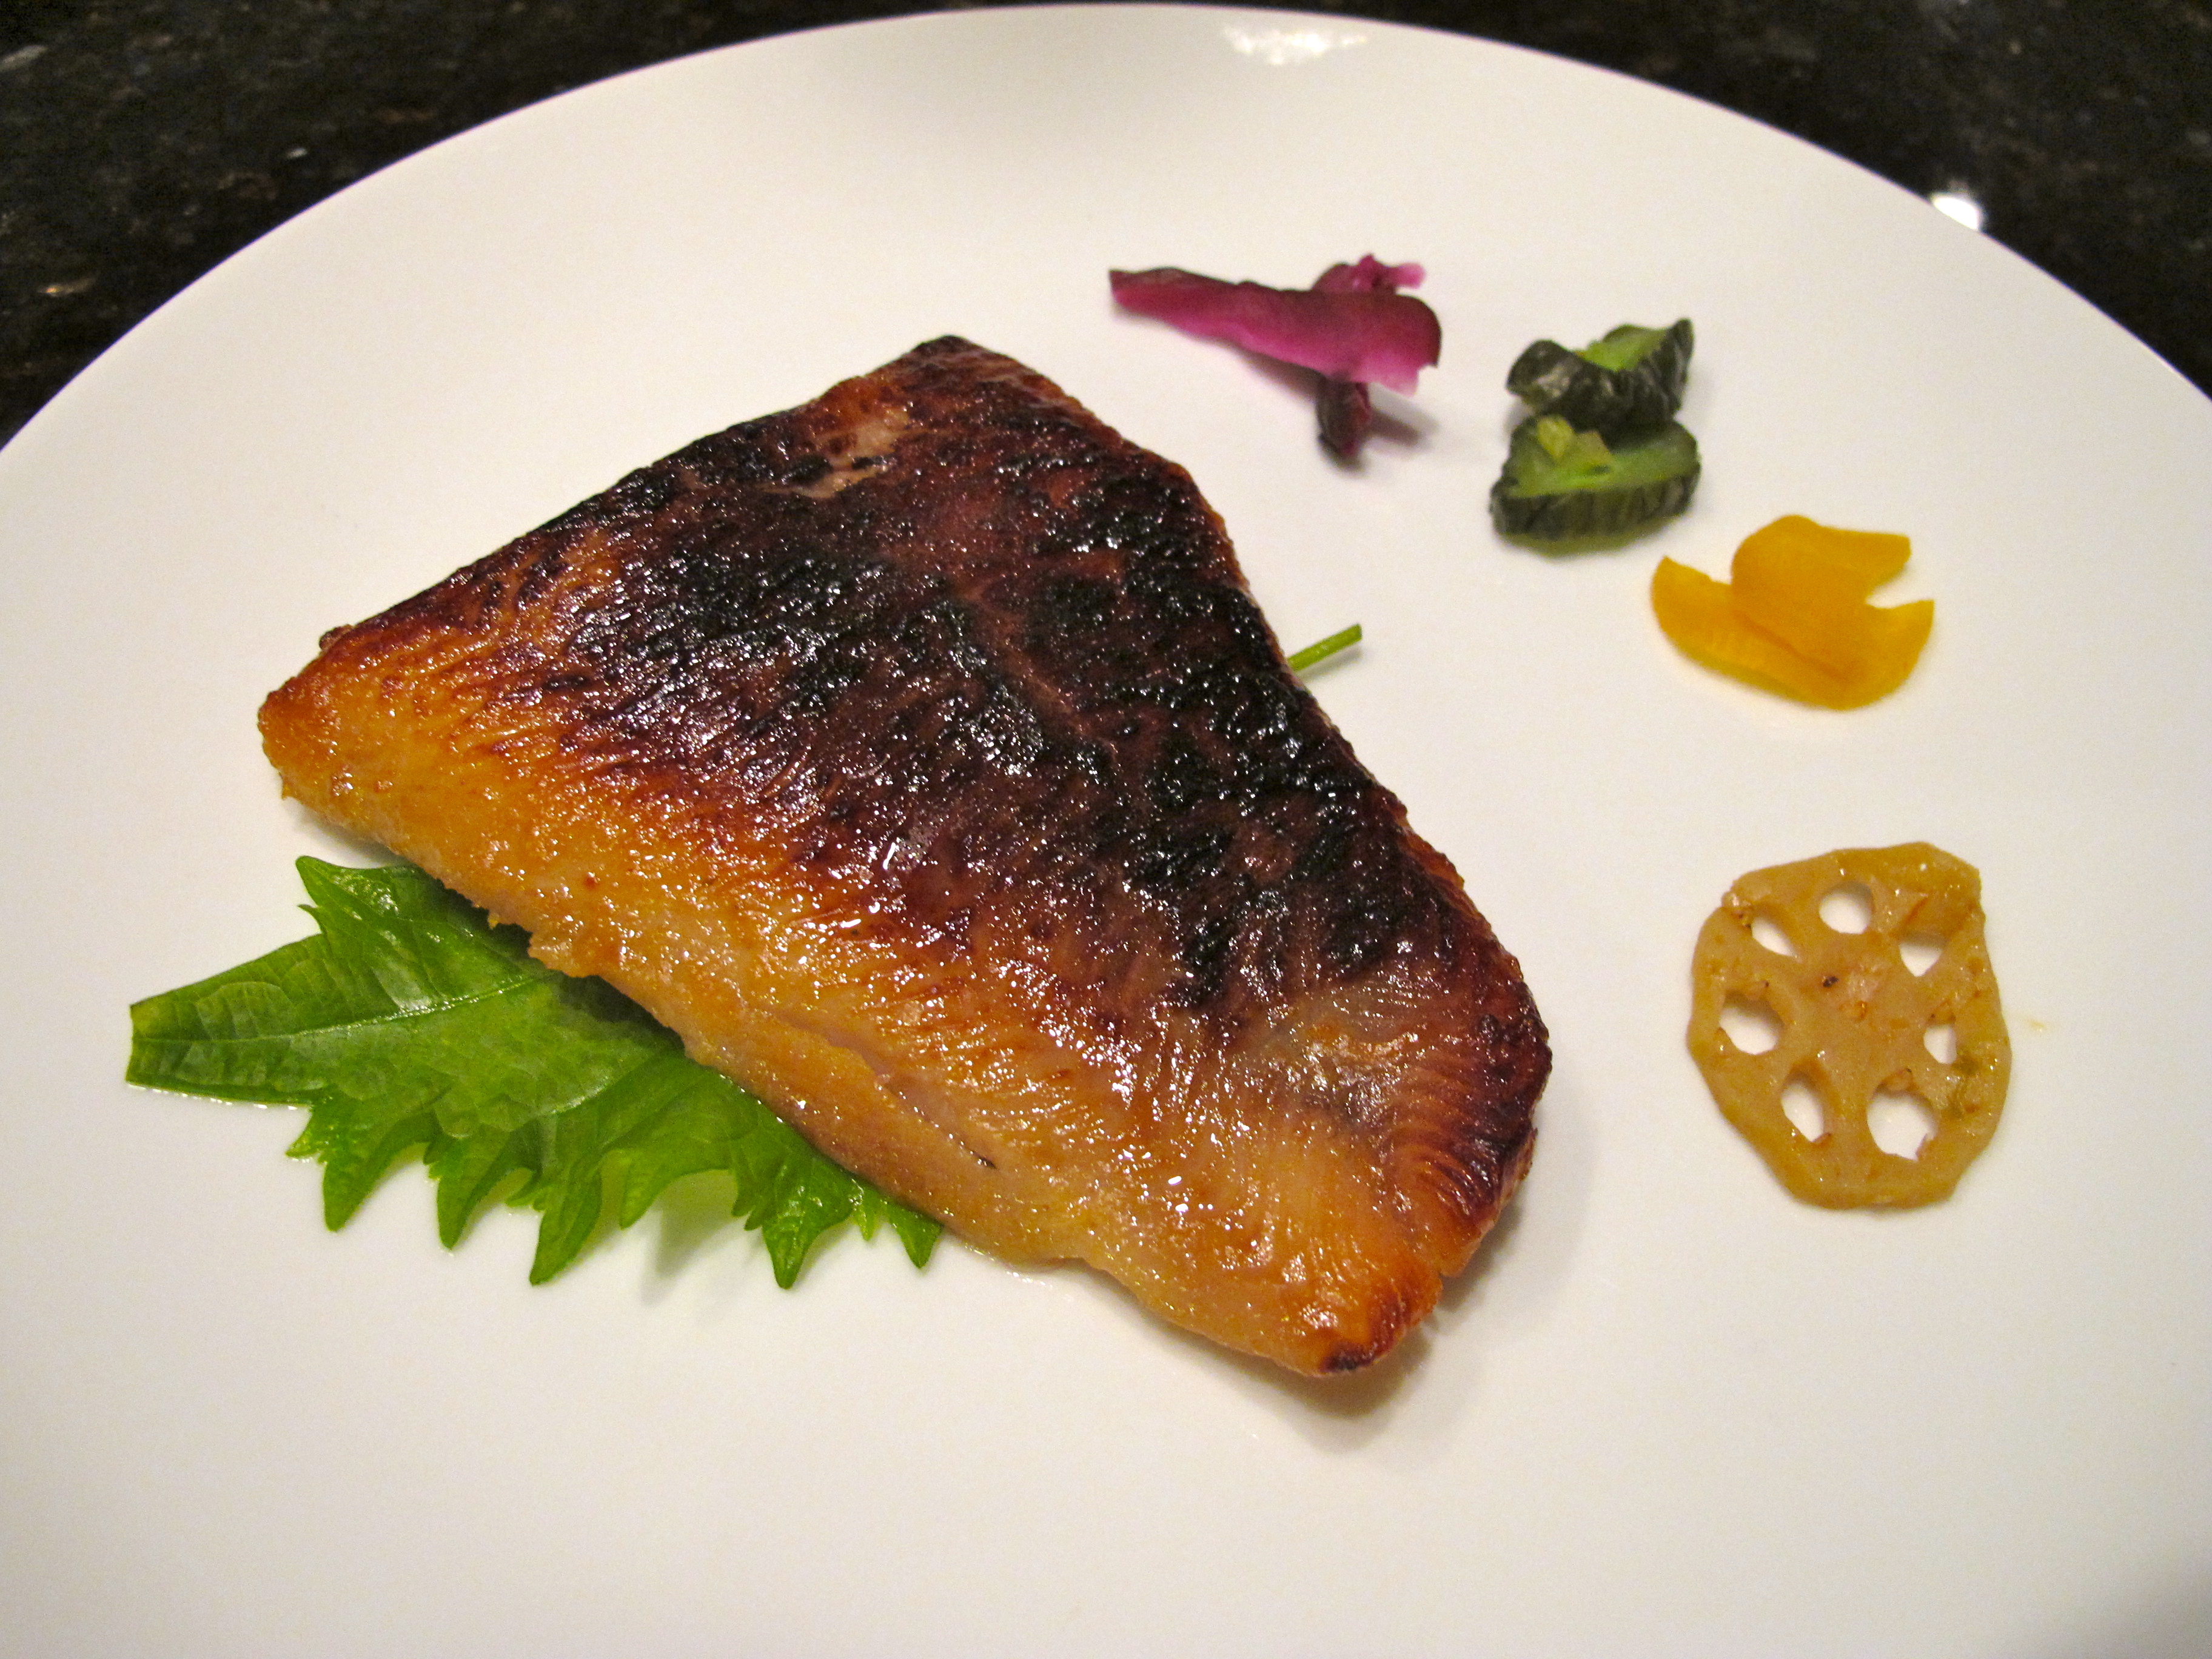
[{"xmin": 1687, "ymin": 842, "xmax": 2009, "ymax": 1207}]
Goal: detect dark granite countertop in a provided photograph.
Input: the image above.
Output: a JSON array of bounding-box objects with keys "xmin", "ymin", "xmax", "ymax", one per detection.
[{"xmin": 4, "ymin": 0, "xmax": 2208, "ymax": 447}]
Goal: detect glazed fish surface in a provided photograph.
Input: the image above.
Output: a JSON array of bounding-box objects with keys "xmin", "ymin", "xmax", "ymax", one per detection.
[{"xmin": 261, "ymin": 338, "xmax": 1547, "ymax": 1374}]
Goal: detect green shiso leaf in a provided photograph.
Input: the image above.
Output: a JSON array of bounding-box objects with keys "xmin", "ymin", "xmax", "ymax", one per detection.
[{"xmin": 127, "ymin": 857, "xmax": 939, "ymax": 1286}]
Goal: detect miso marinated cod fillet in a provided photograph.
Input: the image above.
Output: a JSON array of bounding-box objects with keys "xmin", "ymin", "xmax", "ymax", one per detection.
[{"xmin": 260, "ymin": 338, "xmax": 1548, "ymax": 1374}]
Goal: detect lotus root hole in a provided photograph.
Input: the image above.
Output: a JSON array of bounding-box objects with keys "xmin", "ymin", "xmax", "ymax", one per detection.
[
  {"xmin": 1751, "ymin": 912, "xmax": 1797, "ymax": 957},
  {"xmin": 1925, "ymin": 1022, "xmax": 1957, "ymax": 1064},
  {"xmin": 1818, "ymin": 882, "xmax": 1874, "ymax": 934},
  {"xmin": 1718, "ymin": 995, "xmax": 1783, "ymax": 1055},
  {"xmin": 1780, "ymin": 1076, "xmax": 1826, "ymax": 1143},
  {"xmin": 1900, "ymin": 931, "xmax": 1945, "ymax": 976},
  {"xmin": 1868, "ymin": 1089, "xmax": 1939, "ymax": 1159}
]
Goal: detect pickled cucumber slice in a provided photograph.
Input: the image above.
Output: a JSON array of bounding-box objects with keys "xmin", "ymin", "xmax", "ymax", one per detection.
[
  {"xmin": 1506, "ymin": 318, "xmax": 1694, "ymax": 434},
  {"xmin": 1490, "ymin": 414, "xmax": 1700, "ymax": 541}
]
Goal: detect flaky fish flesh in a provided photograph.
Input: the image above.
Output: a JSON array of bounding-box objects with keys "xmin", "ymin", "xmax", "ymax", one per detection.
[{"xmin": 261, "ymin": 338, "xmax": 1547, "ymax": 1373}]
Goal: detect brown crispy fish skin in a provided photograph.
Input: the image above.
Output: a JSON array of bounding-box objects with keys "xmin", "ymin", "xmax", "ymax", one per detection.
[{"xmin": 260, "ymin": 338, "xmax": 1546, "ymax": 1374}]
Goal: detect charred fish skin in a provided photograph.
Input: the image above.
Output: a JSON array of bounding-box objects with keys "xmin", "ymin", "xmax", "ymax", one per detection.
[{"xmin": 262, "ymin": 338, "xmax": 1547, "ymax": 1374}]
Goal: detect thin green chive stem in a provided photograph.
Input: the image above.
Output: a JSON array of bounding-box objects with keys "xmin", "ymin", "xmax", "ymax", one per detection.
[{"xmin": 1288, "ymin": 623, "xmax": 1363, "ymax": 673}]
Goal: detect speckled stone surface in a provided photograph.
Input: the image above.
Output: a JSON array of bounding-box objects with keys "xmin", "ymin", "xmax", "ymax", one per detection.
[{"xmin": 4, "ymin": 0, "xmax": 2208, "ymax": 444}]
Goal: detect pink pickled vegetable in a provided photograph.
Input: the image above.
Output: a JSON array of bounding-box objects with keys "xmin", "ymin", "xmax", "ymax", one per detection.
[
  {"xmin": 1315, "ymin": 377, "xmax": 1373, "ymax": 455},
  {"xmin": 1308, "ymin": 258, "xmax": 1424, "ymax": 454},
  {"xmin": 1110, "ymin": 263, "xmax": 1439, "ymax": 394},
  {"xmin": 1313, "ymin": 255, "xmax": 1426, "ymax": 295}
]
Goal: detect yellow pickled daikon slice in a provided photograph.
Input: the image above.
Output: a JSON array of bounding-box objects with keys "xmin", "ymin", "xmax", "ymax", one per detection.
[{"xmin": 1652, "ymin": 517, "xmax": 1932, "ymax": 708}]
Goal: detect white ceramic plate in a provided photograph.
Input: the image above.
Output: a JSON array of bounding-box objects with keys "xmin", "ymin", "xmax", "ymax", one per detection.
[{"xmin": 3, "ymin": 8, "xmax": 2207, "ymax": 1654}]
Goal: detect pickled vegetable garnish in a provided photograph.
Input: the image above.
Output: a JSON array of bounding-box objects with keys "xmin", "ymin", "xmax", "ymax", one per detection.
[
  {"xmin": 1506, "ymin": 319, "xmax": 1694, "ymax": 434},
  {"xmin": 1110, "ymin": 258, "xmax": 1439, "ymax": 458},
  {"xmin": 1108, "ymin": 263, "xmax": 1440, "ymax": 392},
  {"xmin": 1652, "ymin": 515, "xmax": 1934, "ymax": 708},
  {"xmin": 1687, "ymin": 843, "xmax": 2009, "ymax": 1208},
  {"xmin": 1309, "ymin": 256, "xmax": 1423, "ymax": 455},
  {"xmin": 1490, "ymin": 415, "xmax": 1700, "ymax": 541},
  {"xmin": 1492, "ymin": 317, "xmax": 1699, "ymax": 543}
]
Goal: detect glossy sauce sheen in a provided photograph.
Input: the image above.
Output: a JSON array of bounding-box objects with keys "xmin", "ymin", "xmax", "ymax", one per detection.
[{"xmin": 261, "ymin": 339, "xmax": 1548, "ymax": 1373}]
